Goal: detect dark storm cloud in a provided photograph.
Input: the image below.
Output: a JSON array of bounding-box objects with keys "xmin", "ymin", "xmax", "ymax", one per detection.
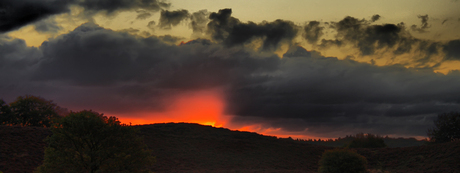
[
  {"xmin": 76, "ymin": 0, "xmax": 170, "ymax": 15},
  {"xmin": 443, "ymin": 39, "xmax": 460, "ymax": 60},
  {"xmin": 0, "ymin": 35, "xmax": 41, "ymax": 70},
  {"xmin": 303, "ymin": 21, "xmax": 323, "ymax": 44},
  {"xmin": 0, "ymin": 0, "xmax": 169, "ymax": 33},
  {"xmin": 1, "ymin": 22, "xmax": 280, "ymax": 113},
  {"xmin": 0, "ymin": 0, "xmax": 72, "ymax": 33},
  {"xmin": 157, "ymin": 9, "xmax": 190, "ymax": 29},
  {"xmin": 36, "ymin": 23, "xmax": 171, "ymax": 86},
  {"xmin": 0, "ymin": 35, "xmax": 42, "ymax": 100},
  {"xmin": 207, "ymin": 8, "xmax": 299, "ymax": 51},
  {"xmin": 411, "ymin": 15, "xmax": 430, "ymax": 33},
  {"xmin": 225, "ymin": 46, "xmax": 460, "ymax": 137},
  {"xmin": 2, "ymin": 22, "xmax": 460, "ymax": 138},
  {"xmin": 33, "ymin": 22, "xmax": 279, "ymax": 90}
]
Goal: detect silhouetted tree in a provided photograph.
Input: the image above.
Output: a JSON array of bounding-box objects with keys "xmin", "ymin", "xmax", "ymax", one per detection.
[
  {"xmin": 7, "ymin": 95, "xmax": 61, "ymax": 127},
  {"xmin": 347, "ymin": 133, "xmax": 386, "ymax": 148},
  {"xmin": 0, "ymin": 99, "xmax": 13, "ymax": 125},
  {"xmin": 36, "ymin": 110, "xmax": 154, "ymax": 173},
  {"xmin": 427, "ymin": 112, "xmax": 460, "ymax": 143}
]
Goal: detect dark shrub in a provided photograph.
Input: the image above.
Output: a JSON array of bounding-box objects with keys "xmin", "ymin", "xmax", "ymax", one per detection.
[
  {"xmin": 318, "ymin": 148, "xmax": 368, "ymax": 173},
  {"xmin": 427, "ymin": 112, "xmax": 460, "ymax": 143}
]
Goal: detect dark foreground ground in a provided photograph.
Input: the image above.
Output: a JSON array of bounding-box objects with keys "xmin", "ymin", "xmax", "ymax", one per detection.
[{"xmin": 1, "ymin": 123, "xmax": 459, "ymax": 173}]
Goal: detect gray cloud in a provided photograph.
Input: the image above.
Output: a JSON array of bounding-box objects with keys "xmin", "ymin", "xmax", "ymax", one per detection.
[
  {"xmin": 332, "ymin": 16, "xmax": 408, "ymax": 55},
  {"xmin": 303, "ymin": 21, "xmax": 323, "ymax": 44},
  {"xmin": 443, "ymin": 39, "xmax": 460, "ymax": 60},
  {"xmin": 34, "ymin": 18, "xmax": 62, "ymax": 33},
  {"xmin": 158, "ymin": 9, "xmax": 190, "ymax": 29},
  {"xmin": 207, "ymin": 9, "xmax": 299, "ymax": 51},
  {"xmin": 147, "ymin": 20, "xmax": 156, "ymax": 31},
  {"xmin": 136, "ymin": 10, "xmax": 152, "ymax": 20},
  {"xmin": 411, "ymin": 15, "xmax": 430, "ymax": 33},
  {"xmin": 0, "ymin": 35, "xmax": 41, "ymax": 72},
  {"xmin": 190, "ymin": 10, "xmax": 209, "ymax": 33},
  {"xmin": 315, "ymin": 16, "xmax": 456, "ymax": 66},
  {"xmin": 371, "ymin": 14, "xmax": 381, "ymax": 22}
]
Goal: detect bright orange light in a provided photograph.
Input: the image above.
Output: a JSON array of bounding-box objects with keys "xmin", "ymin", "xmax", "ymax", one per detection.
[
  {"xmin": 116, "ymin": 89, "xmax": 321, "ymax": 140},
  {"xmin": 228, "ymin": 123, "xmax": 319, "ymax": 140},
  {"xmin": 117, "ymin": 89, "xmax": 229, "ymax": 127}
]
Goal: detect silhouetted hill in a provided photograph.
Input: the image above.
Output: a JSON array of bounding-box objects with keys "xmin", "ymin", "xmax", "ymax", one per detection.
[
  {"xmin": 139, "ymin": 123, "xmax": 327, "ymax": 172},
  {"xmin": 1, "ymin": 123, "xmax": 459, "ymax": 173}
]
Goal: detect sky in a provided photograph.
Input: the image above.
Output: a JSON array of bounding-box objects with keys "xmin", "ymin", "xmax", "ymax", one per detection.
[{"xmin": 1, "ymin": 0, "xmax": 460, "ymax": 139}]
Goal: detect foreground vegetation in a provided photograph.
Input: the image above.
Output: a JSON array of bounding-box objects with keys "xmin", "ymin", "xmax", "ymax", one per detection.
[
  {"xmin": 318, "ymin": 148, "xmax": 368, "ymax": 173},
  {"xmin": 1, "ymin": 95, "xmax": 460, "ymax": 172},
  {"xmin": 2, "ymin": 123, "xmax": 460, "ymax": 172},
  {"xmin": 300, "ymin": 134, "xmax": 427, "ymax": 148},
  {"xmin": 36, "ymin": 110, "xmax": 154, "ymax": 173}
]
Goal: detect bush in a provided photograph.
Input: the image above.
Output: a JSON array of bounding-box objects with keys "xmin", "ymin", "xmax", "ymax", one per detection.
[
  {"xmin": 318, "ymin": 148, "xmax": 368, "ymax": 173},
  {"xmin": 35, "ymin": 110, "xmax": 154, "ymax": 173},
  {"xmin": 347, "ymin": 133, "xmax": 386, "ymax": 148},
  {"xmin": 427, "ymin": 112, "xmax": 460, "ymax": 143}
]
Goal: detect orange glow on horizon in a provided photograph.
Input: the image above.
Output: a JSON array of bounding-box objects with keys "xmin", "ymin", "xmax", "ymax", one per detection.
[
  {"xmin": 116, "ymin": 89, "xmax": 320, "ymax": 140},
  {"xmin": 225, "ymin": 123, "xmax": 318, "ymax": 140},
  {"xmin": 118, "ymin": 89, "xmax": 229, "ymax": 128}
]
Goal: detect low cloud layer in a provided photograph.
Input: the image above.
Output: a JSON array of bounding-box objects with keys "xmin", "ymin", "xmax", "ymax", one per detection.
[
  {"xmin": 1, "ymin": 22, "xmax": 460, "ymax": 138},
  {"xmin": 158, "ymin": 9, "xmax": 190, "ymax": 29}
]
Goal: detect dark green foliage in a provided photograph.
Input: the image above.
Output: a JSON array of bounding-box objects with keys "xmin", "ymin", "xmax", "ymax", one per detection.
[
  {"xmin": 35, "ymin": 110, "xmax": 154, "ymax": 173},
  {"xmin": 318, "ymin": 148, "xmax": 368, "ymax": 173},
  {"xmin": 304, "ymin": 135, "xmax": 426, "ymax": 148},
  {"xmin": 3, "ymin": 95, "xmax": 61, "ymax": 127},
  {"xmin": 347, "ymin": 133, "xmax": 387, "ymax": 148},
  {"xmin": 427, "ymin": 112, "xmax": 460, "ymax": 143},
  {"xmin": 0, "ymin": 99, "xmax": 12, "ymax": 125}
]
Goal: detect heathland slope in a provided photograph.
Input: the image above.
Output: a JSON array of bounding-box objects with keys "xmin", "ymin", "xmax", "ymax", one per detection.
[{"xmin": 1, "ymin": 123, "xmax": 459, "ymax": 173}]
